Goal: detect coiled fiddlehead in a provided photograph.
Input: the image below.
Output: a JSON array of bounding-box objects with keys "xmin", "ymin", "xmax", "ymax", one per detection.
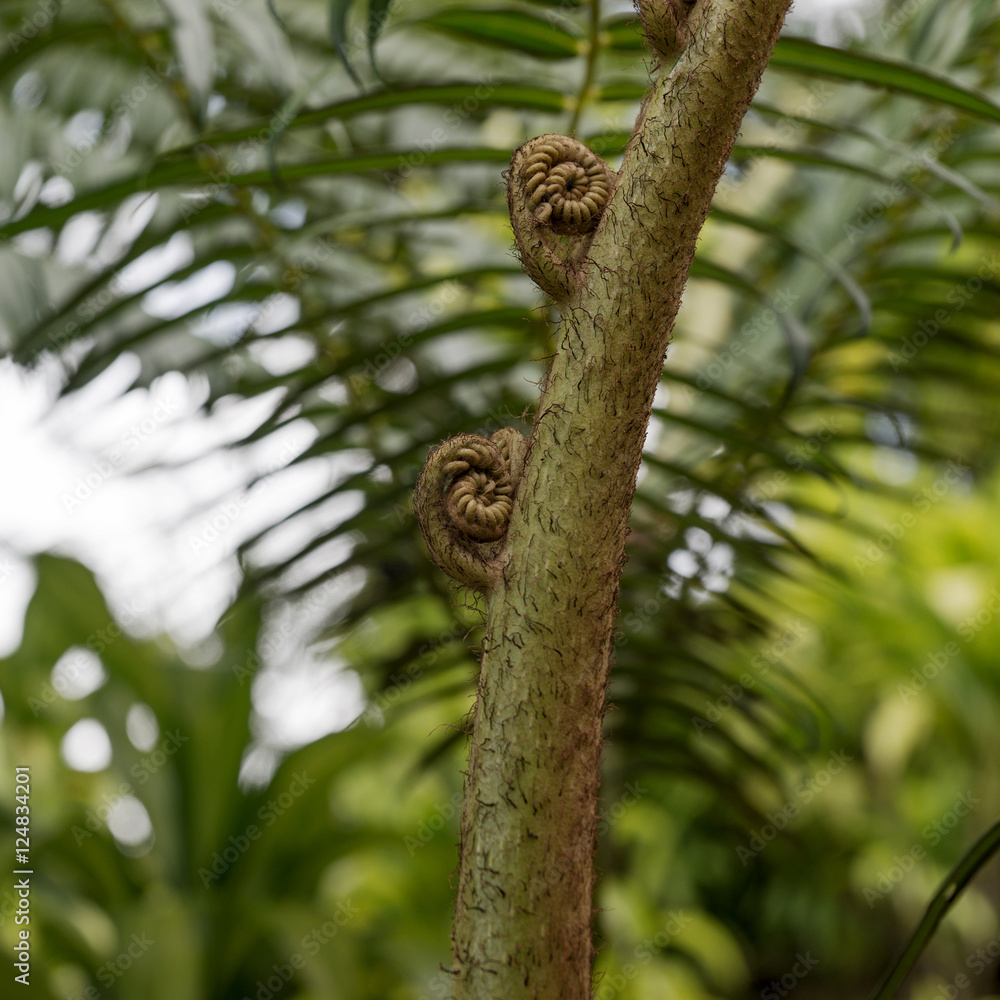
[
  {"xmin": 522, "ymin": 138, "xmax": 611, "ymax": 232},
  {"xmin": 413, "ymin": 428, "xmax": 527, "ymax": 591},
  {"xmin": 443, "ymin": 438, "xmax": 517, "ymax": 542},
  {"xmin": 508, "ymin": 134, "xmax": 615, "ymax": 302}
]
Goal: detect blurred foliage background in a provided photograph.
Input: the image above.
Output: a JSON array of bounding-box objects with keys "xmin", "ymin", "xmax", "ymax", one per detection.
[{"xmin": 1, "ymin": 0, "xmax": 1000, "ymax": 997}]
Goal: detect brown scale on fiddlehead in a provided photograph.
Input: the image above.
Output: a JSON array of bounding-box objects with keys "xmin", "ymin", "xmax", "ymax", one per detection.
[
  {"xmin": 507, "ymin": 134, "xmax": 615, "ymax": 302},
  {"xmin": 522, "ymin": 138, "xmax": 611, "ymax": 232},
  {"xmin": 443, "ymin": 439, "xmax": 516, "ymax": 542},
  {"xmin": 413, "ymin": 428, "xmax": 527, "ymax": 591}
]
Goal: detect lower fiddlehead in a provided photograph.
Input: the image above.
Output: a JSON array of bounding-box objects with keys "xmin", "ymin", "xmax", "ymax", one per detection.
[{"xmin": 413, "ymin": 427, "xmax": 527, "ymax": 591}]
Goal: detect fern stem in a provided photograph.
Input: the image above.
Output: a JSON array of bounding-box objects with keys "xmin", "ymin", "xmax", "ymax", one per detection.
[{"xmin": 867, "ymin": 816, "xmax": 1000, "ymax": 1000}]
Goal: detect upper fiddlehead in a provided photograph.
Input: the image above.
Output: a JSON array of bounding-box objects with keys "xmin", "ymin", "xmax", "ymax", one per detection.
[{"xmin": 507, "ymin": 134, "xmax": 615, "ymax": 302}]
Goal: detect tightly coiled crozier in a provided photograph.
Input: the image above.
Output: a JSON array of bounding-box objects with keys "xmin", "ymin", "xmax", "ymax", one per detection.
[
  {"xmin": 412, "ymin": 428, "xmax": 527, "ymax": 590},
  {"xmin": 507, "ymin": 134, "xmax": 616, "ymax": 301},
  {"xmin": 520, "ymin": 137, "xmax": 612, "ymax": 233},
  {"xmin": 441, "ymin": 438, "xmax": 517, "ymax": 542}
]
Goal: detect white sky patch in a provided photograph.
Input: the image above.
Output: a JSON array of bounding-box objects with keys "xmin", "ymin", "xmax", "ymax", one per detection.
[
  {"xmin": 703, "ymin": 541, "xmax": 735, "ymax": 593},
  {"xmin": 51, "ymin": 647, "xmax": 107, "ymax": 700},
  {"xmin": 64, "ymin": 109, "xmax": 105, "ymax": 150},
  {"xmin": 61, "ymin": 718, "xmax": 113, "ymax": 772},
  {"xmin": 106, "ymin": 117, "xmax": 133, "ymax": 162},
  {"xmin": 376, "ymin": 357, "xmax": 418, "ymax": 394},
  {"xmin": 238, "ymin": 742, "xmax": 278, "ymax": 790},
  {"xmin": 181, "ymin": 442, "xmax": 332, "ymax": 571},
  {"xmin": 56, "ymin": 211, "xmax": 105, "ymax": 267},
  {"xmin": 270, "ymin": 535, "xmax": 360, "ymax": 593},
  {"xmin": 0, "ymin": 358, "xmax": 304, "ymax": 641},
  {"xmin": 317, "ymin": 378, "xmax": 349, "ymax": 406},
  {"xmin": 13, "ymin": 161, "xmax": 44, "ymax": 220},
  {"xmin": 685, "ymin": 527, "xmax": 713, "ymax": 554},
  {"xmin": 0, "ymin": 553, "xmax": 35, "ymax": 657},
  {"xmin": 668, "ymin": 549, "xmax": 698, "ymax": 579},
  {"xmin": 12, "ymin": 71, "xmax": 45, "ymax": 111},
  {"xmin": 39, "ymin": 176, "xmax": 75, "ymax": 208},
  {"xmin": 94, "ymin": 193, "xmax": 159, "ymax": 269},
  {"xmin": 425, "ymin": 331, "xmax": 503, "ymax": 374},
  {"xmin": 783, "ymin": 0, "xmax": 883, "ymax": 44},
  {"xmin": 12, "ymin": 227, "xmax": 52, "ymax": 258},
  {"xmin": 270, "ymin": 198, "xmax": 307, "ymax": 230},
  {"xmin": 142, "ymin": 260, "xmax": 236, "ymax": 319},
  {"xmin": 638, "ymin": 383, "xmax": 671, "ymax": 486},
  {"xmin": 0, "ymin": 354, "xmax": 365, "ymax": 749},
  {"xmin": 254, "ymin": 293, "xmax": 300, "ymax": 335},
  {"xmin": 126, "ymin": 703, "xmax": 160, "ymax": 751},
  {"xmin": 116, "ymin": 231, "xmax": 194, "ymax": 295},
  {"xmin": 106, "ymin": 796, "xmax": 155, "ymax": 852},
  {"xmin": 246, "ymin": 487, "xmax": 367, "ymax": 570},
  {"xmin": 252, "ymin": 659, "xmax": 365, "ymax": 749},
  {"xmin": 248, "ymin": 335, "xmax": 316, "ymax": 376},
  {"xmin": 697, "ymin": 493, "xmax": 732, "ymax": 524},
  {"xmin": 192, "ymin": 302, "xmax": 259, "ymax": 346}
]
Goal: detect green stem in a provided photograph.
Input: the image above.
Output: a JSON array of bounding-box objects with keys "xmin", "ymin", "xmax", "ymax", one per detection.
[
  {"xmin": 568, "ymin": 0, "xmax": 601, "ymax": 136},
  {"xmin": 867, "ymin": 816, "xmax": 1000, "ymax": 1000},
  {"xmin": 448, "ymin": 2, "xmax": 795, "ymax": 995}
]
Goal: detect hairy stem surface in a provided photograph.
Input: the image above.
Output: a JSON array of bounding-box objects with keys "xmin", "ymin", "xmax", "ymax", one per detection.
[{"xmin": 446, "ymin": 2, "xmax": 794, "ymax": 996}]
